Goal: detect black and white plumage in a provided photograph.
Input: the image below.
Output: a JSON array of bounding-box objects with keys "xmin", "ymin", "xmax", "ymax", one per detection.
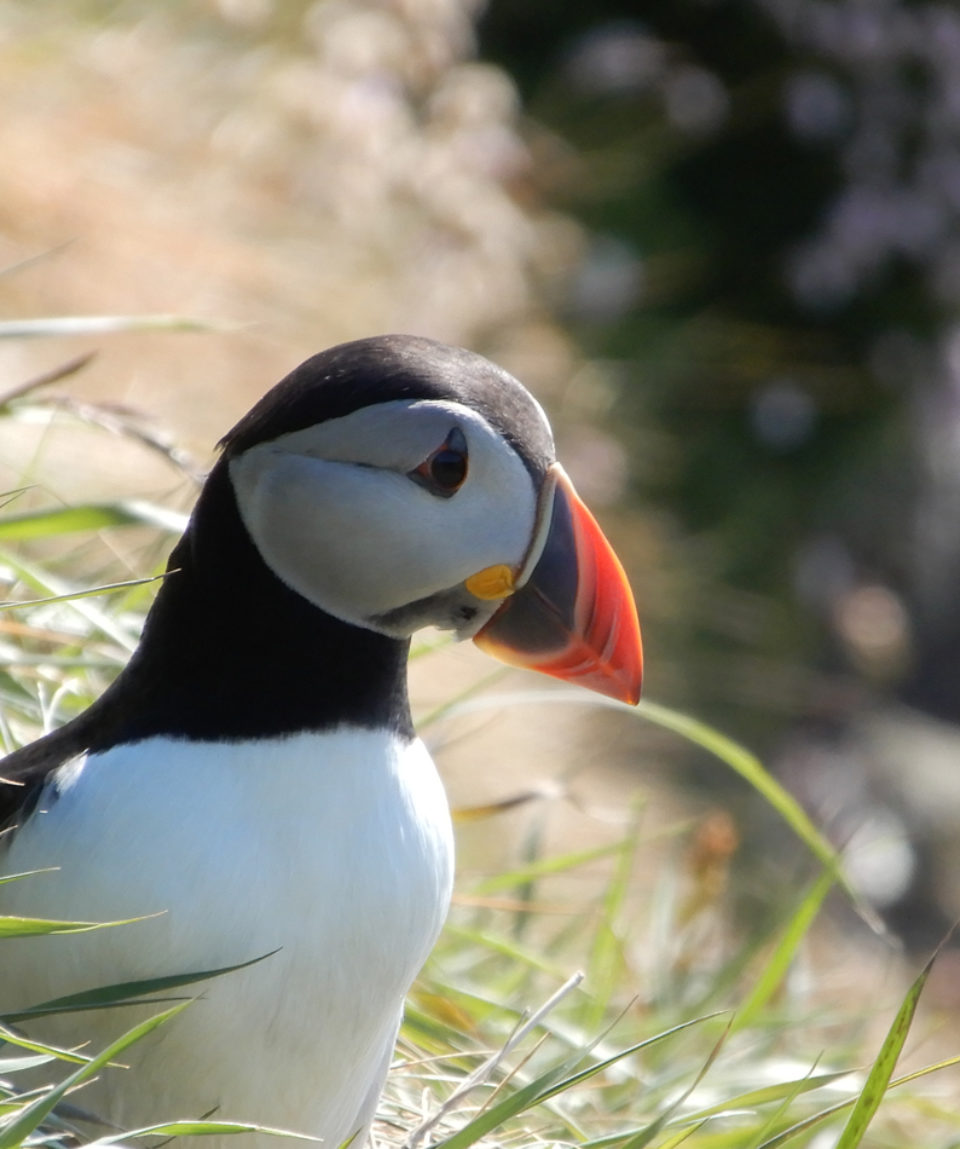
[{"xmin": 0, "ymin": 336, "xmax": 642, "ymax": 1147}]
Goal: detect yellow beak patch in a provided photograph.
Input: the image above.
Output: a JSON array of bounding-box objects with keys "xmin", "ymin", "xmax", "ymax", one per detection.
[{"xmin": 465, "ymin": 563, "xmax": 516, "ymax": 601}]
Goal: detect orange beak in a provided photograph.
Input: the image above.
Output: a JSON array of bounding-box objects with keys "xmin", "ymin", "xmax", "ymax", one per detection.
[{"xmin": 473, "ymin": 465, "xmax": 643, "ymax": 704}]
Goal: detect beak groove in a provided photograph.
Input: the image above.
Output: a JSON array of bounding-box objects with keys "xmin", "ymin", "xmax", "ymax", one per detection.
[{"xmin": 474, "ymin": 465, "xmax": 643, "ymax": 704}]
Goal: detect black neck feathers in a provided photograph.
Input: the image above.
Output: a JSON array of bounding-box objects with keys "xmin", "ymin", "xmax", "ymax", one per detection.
[{"xmin": 97, "ymin": 460, "xmax": 414, "ymax": 747}]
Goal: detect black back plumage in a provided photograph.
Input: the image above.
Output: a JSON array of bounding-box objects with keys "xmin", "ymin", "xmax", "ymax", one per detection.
[{"xmin": 0, "ymin": 335, "xmax": 555, "ymax": 828}]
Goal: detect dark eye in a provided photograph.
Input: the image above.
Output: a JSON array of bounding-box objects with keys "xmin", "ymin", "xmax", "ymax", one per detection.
[
  {"xmin": 410, "ymin": 427, "xmax": 468, "ymax": 498},
  {"xmin": 428, "ymin": 446, "xmax": 468, "ymax": 489}
]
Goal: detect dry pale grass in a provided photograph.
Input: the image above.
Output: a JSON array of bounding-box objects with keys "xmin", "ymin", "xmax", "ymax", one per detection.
[{"xmin": 0, "ymin": 1, "xmax": 583, "ymax": 449}]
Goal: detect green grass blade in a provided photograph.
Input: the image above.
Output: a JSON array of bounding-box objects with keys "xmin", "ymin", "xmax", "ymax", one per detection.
[
  {"xmin": 0, "ymin": 501, "xmax": 187, "ymax": 542},
  {"xmin": 0, "ymin": 870, "xmax": 58, "ymax": 887},
  {"xmin": 684, "ymin": 1069, "xmax": 853, "ymax": 1121},
  {"xmin": 528, "ymin": 1021, "xmax": 716, "ymax": 1109},
  {"xmin": 615, "ymin": 1018, "xmax": 734, "ymax": 1149},
  {"xmin": 656, "ymin": 1122, "xmax": 708, "ymax": 1148},
  {"xmin": 0, "ymin": 550, "xmax": 140, "ymax": 651},
  {"xmin": 738, "ymin": 1059, "xmax": 827, "ymax": 1149},
  {"xmin": 427, "ymin": 1051, "xmax": 602, "ymax": 1149},
  {"xmin": 471, "ymin": 838, "xmax": 626, "ymax": 893},
  {"xmin": 0, "ymin": 1026, "xmax": 93, "ymax": 1067},
  {"xmin": 0, "ymin": 1054, "xmax": 57, "ymax": 1074},
  {"xmin": 754, "ymin": 1053, "xmax": 960, "ymax": 1147},
  {"xmin": 0, "ymin": 1002, "xmax": 190, "ymax": 1149},
  {"xmin": 86, "ymin": 1119, "xmax": 317, "ymax": 1144},
  {"xmin": 884, "ymin": 1052, "xmax": 960, "ymax": 1088},
  {"xmin": 833, "ymin": 949, "xmax": 936, "ymax": 1149},
  {"xmin": 0, "ymin": 913, "xmax": 155, "ymax": 938},
  {"xmin": 432, "ymin": 1016, "xmax": 718, "ymax": 1149},
  {"xmin": 0, "ymin": 504, "xmax": 143, "ymax": 541},
  {"xmin": 3, "ymin": 950, "xmax": 280, "ymax": 1023},
  {"xmin": 0, "ymin": 574, "xmax": 165, "ymax": 612},
  {"xmin": 732, "ymin": 867, "xmax": 836, "ymax": 1033}
]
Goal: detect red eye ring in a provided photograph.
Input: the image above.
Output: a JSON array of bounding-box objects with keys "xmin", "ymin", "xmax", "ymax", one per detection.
[{"xmin": 410, "ymin": 427, "xmax": 468, "ymax": 498}]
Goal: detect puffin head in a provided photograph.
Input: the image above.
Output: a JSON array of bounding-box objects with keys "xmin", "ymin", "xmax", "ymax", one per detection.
[{"xmin": 223, "ymin": 335, "xmax": 642, "ymax": 704}]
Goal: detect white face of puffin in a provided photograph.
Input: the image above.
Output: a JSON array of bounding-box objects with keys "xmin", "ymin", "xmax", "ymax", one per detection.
[
  {"xmin": 229, "ymin": 397, "xmax": 544, "ymax": 640},
  {"xmin": 230, "ymin": 378, "xmax": 643, "ymax": 706}
]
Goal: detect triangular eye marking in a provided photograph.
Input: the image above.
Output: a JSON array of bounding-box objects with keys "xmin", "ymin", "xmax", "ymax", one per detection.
[{"xmin": 409, "ymin": 427, "xmax": 469, "ymax": 498}]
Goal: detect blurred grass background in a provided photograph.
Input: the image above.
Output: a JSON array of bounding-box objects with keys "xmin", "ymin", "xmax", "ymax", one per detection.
[{"xmin": 3, "ymin": 0, "xmax": 960, "ymax": 1142}]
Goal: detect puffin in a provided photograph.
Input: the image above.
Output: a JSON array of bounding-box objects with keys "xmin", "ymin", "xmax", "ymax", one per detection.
[{"xmin": 0, "ymin": 335, "xmax": 642, "ymax": 1147}]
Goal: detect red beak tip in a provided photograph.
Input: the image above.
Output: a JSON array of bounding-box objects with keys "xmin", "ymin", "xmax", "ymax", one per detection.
[
  {"xmin": 599, "ymin": 666, "xmax": 643, "ymax": 707},
  {"xmin": 473, "ymin": 464, "xmax": 644, "ymax": 706},
  {"xmin": 542, "ymin": 645, "xmax": 642, "ymax": 706}
]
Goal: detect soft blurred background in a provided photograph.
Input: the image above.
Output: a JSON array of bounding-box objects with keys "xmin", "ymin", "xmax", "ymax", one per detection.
[{"xmin": 4, "ymin": 0, "xmax": 960, "ymax": 1070}]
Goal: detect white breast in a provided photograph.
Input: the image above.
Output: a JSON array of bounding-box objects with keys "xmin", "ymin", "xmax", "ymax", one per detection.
[{"xmin": 0, "ymin": 728, "xmax": 454, "ymax": 1147}]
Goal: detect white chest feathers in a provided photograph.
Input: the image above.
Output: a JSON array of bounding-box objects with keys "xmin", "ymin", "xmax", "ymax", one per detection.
[{"xmin": 0, "ymin": 729, "xmax": 455, "ymax": 1148}]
